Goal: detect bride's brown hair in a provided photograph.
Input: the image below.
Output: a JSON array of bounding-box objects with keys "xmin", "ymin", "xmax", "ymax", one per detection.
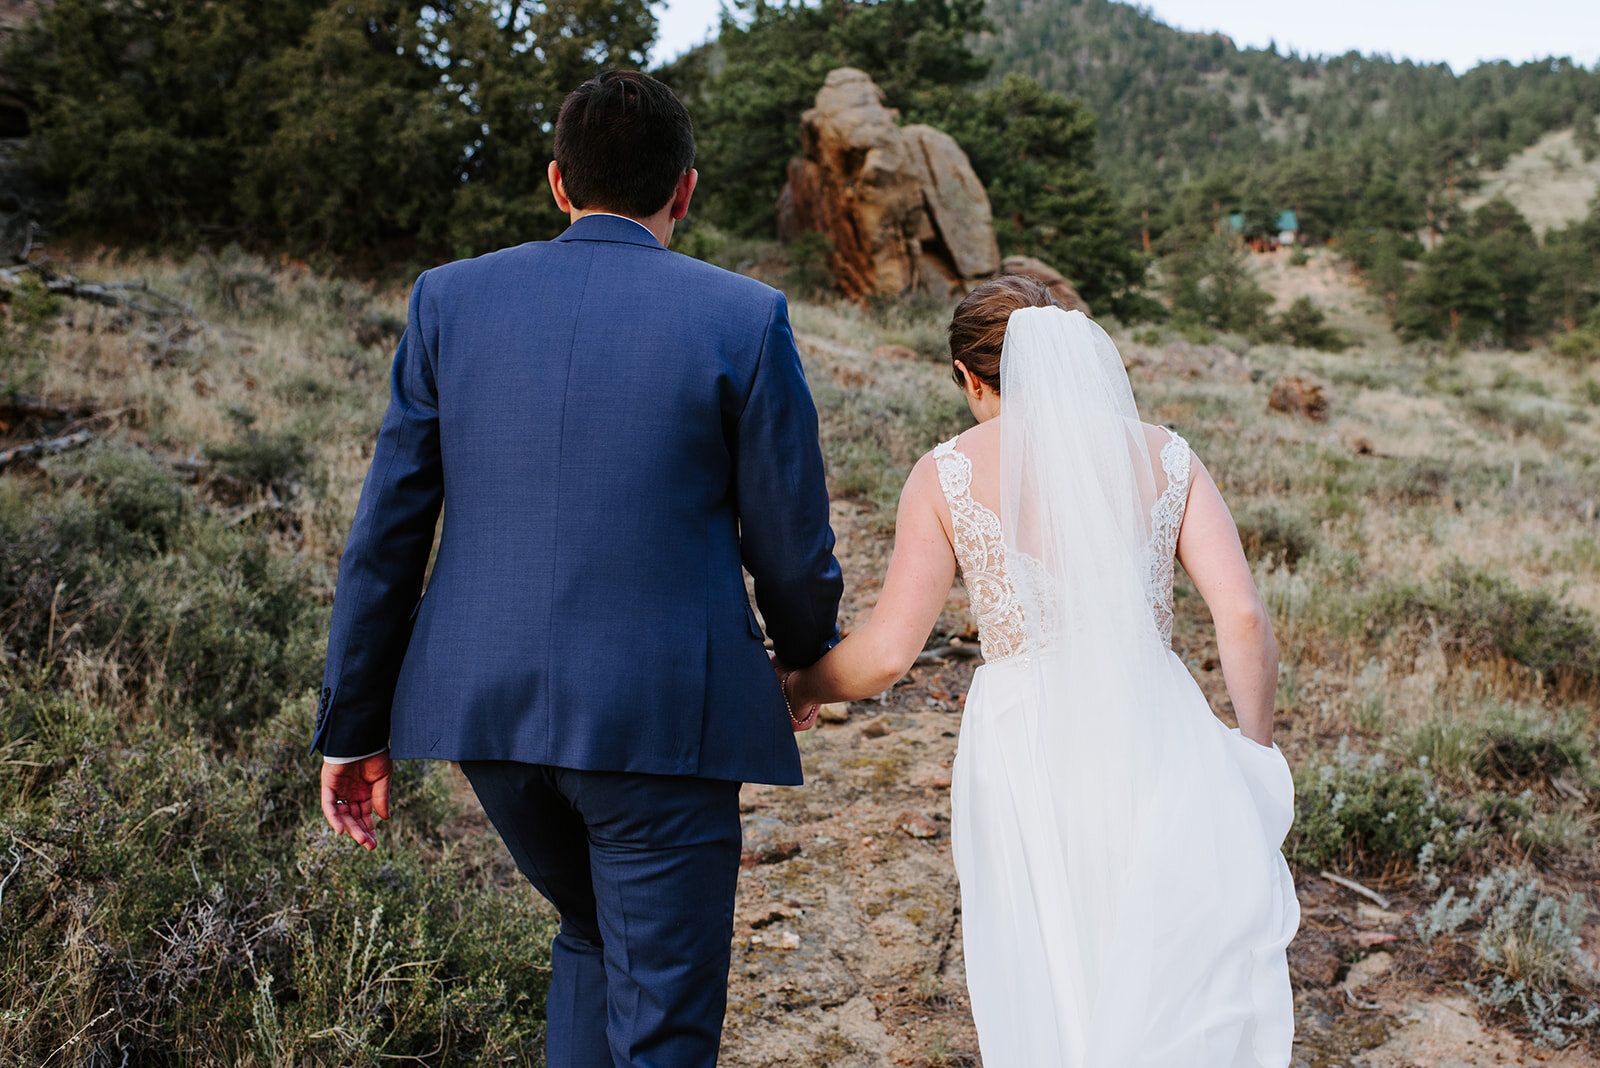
[{"xmin": 947, "ymin": 276, "xmax": 1060, "ymax": 393}]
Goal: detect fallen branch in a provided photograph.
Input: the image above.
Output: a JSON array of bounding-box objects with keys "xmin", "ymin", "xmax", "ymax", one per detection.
[
  {"xmin": 1320, "ymin": 870, "xmax": 1391, "ymax": 910},
  {"xmin": 1, "ymin": 262, "xmax": 196, "ymax": 318},
  {"xmin": 0, "ymin": 428, "xmax": 94, "ymax": 470}
]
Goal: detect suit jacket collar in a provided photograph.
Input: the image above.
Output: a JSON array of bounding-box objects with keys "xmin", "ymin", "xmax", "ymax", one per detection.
[{"xmin": 554, "ymin": 213, "xmax": 665, "ymax": 249}]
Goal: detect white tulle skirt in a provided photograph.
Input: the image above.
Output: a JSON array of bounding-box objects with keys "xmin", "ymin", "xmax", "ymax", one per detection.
[{"xmin": 950, "ymin": 650, "xmax": 1299, "ymax": 1067}]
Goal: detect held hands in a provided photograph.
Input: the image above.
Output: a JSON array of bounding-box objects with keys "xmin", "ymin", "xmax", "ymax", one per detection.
[
  {"xmin": 770, "ymin": 652, "xmax": 821, "ymax": 732},
  {"xmin": 320, "ymin": 752, "xmax": 393, "ymax": 850}
]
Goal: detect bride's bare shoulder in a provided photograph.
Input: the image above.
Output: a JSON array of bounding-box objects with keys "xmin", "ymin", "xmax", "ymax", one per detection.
[{"xmin": 1139, "ymin": 420, "xmax": 1179, "ymax": 450}]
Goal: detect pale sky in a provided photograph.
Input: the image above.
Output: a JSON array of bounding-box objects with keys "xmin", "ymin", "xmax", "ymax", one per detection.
[{"xmin": 648, "ymin": 0, "xmax": 1599, "ymax": 73}]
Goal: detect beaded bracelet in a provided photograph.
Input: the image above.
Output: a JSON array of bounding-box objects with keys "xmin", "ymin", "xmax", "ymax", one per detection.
[{"xmin": 780, "ymin": 669, "xmax": 819, "ymax": 728}]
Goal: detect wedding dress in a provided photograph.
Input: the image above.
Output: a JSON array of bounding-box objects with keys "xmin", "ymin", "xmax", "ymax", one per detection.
[{"xmin": 941, "ymin": 308, "xmax": 1299, "ymax": 1067}]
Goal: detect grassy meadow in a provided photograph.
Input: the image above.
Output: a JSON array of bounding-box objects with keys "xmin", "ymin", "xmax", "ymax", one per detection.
[{"xmin": 2, "ymin": 242, "xmax": 1598, "ymax": 1061}]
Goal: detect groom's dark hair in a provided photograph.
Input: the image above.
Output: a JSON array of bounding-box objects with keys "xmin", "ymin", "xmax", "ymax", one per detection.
[{"xmin": 554, "ymin": 71, "xmax": 696, "ymax": 219}]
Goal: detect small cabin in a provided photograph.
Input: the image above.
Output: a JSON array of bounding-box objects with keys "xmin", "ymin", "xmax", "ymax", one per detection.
[{"xmin": 1226, "ymin": 209, "xmax": 1300, "ymax": 252}]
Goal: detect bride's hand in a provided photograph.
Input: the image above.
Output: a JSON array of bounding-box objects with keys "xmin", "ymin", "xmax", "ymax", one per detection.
[{"xmin": 781, "ymin": 666, "xmax": 820, "ymax": 732}]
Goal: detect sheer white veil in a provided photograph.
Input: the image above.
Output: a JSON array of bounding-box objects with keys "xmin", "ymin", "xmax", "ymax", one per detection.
[{"xmin": 998, "ymin": 306, "xmax": 1165, "ymax": 660}]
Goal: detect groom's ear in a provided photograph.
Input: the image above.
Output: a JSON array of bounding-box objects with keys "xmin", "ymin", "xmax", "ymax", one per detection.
[
  {"xmin": 669, "ymin": 169, "xmax": 698, "ymax": 222},
  {"xmin": 548, "ymin": 161, "xmax": 575, "ymax": 215}
]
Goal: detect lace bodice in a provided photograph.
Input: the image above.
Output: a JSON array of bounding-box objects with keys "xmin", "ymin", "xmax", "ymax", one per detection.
[{"xmin": 933, "ymin": 429, "xmax": 1193, "ymax": 663}]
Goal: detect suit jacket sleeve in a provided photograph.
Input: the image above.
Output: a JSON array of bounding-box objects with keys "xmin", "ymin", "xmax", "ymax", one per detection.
[
  {"xmin": 311, "ymin": 272, "xmax": 445, "ymax": 757},
  {"xmin": 736, "ymin": 292, "xmax": 843, "ymax": 668}
]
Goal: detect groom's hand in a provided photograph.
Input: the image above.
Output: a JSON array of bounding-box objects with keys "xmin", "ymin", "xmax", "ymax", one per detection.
[{"xmin": 321, "ymin": 752, "xmax": 393, "ymax": 850}]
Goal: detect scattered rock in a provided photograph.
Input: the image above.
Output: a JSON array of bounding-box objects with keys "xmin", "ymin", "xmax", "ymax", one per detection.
[
  {"xmin": 1344, "ymin": 951, "xmax": 1394, "ymax": 992},
  {"xmin": 742, "ymin": 841, "xmax": 802, "ymax": 868},
  {"xmin": 894, "ymin": 810, "xmax": 939, "ymax": 839},
  {"xmin": 1355, "ymin": 996, "xmax": 1593, "ymax": 1066},
  {"xmin": 999, "ymin": 255, "xmax": 1091, "ymax": 316},
  {"xmin": 1355, "ymin": 905, "xmax": 1404, "ymax": 929},
  {"xmin": 818, "ymin": 702, "xmax": 852, "ymax": 724},
  {"xmin": 861, "ymin": 720, "xmax": 890, "ymax": 739},
  {"xmin": 1356, "ymin": 931, "xmax": 1398, "ymax": 947},
  {"xmin": 1267, "ymin": 374, "xmax": 1330, "ymax": 421}
]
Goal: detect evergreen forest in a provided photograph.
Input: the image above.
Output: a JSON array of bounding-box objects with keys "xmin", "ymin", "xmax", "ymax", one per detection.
[{"xmin": 6, "ymin": 0, "xmax": 1600, "ymax": 344}]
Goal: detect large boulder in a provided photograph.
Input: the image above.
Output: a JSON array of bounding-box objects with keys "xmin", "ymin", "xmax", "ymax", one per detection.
[
  {"xmin": 903, "ymin": 124, "xmax": 999, "ymax": 292},
  {"xmin": 778, "ymin": 69, "xmax": 997, "ymax": 300}
]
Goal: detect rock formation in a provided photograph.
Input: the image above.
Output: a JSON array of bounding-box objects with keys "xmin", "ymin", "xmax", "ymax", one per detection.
[{"xmin": 778, "ymin": 69, "xmax": 999, "ymax": 300}]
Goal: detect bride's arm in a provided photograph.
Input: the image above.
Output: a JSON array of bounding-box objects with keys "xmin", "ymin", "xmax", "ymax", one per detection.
[
  {"xmin": 789, "ymin": 455, "xmax": 957, "ymax": 707},
  {"xmin": 1175, "ymin": 457, "xmax": 1279, "ymax": 747}
]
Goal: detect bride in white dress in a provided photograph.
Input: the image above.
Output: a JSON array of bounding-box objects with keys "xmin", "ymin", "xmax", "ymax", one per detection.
[{"xmin": 783, "ymin": 278, "xmax": 1299, "ymax": 1066}]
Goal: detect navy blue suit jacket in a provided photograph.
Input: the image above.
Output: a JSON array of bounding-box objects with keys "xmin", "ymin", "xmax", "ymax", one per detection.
[{"xmin": 311, "ymin": 214, "xmax": 842, "ymax": 786}]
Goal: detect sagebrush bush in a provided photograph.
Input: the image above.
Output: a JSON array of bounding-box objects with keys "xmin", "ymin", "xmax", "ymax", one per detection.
[
  {"xmin": 0, "ymin": 696, "xmax": 557, "ymax": 1064},
  {"xmin": 42, "ymin": 438, "xmax": 188, "ymax": 549},
  {"xmin": 1287, "ymin": 738, "xmax": 1467, "ymax": 872},
  {"xmin": 1233, "ymin": 502, "xmax": 1317, "ymax": 567},
  {"xmin": 1366, "ymin": 563, "xmax": 1600, "ymax": 690},
  {"xmin": 1418, "ymin": 868, "xmax": 1599, "ymax": 1049},
  {"xmin": 1399, "ymin": 702, "xmax": 1595, "ymax": 788},
  {"xmin": 205, "ymin": 416, "xmax": 316, "ymax": 496},
  {"xmin": 0, "ymin": 470, "xmax": 326, "ymax": 738},
  {"xmin": 184, "ymin": 245, "xmax": 284, "ymax": 319}
]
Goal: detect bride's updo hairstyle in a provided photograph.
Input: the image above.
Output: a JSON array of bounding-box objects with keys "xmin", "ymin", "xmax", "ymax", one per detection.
[{"xmin": 947, "ymin": 276, "xmax": 1061, "ymax": 393}]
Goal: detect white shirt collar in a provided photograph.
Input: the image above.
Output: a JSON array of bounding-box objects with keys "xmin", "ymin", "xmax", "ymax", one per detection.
[{"xmin": 580, "ymin": 212, "xmax": 661, "ymax": 244}]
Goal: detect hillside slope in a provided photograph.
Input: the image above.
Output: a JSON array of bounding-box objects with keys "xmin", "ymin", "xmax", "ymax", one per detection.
[
  {"xmin": 1464, "ymin": 127, "xmax": 1600, "ymax": 235},
  {"xmin": 980, "ymin": 0, "xmax": 1600, "ymax": 191}
]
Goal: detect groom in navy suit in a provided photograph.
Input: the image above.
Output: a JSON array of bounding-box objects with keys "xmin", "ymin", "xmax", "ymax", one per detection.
[{"xmin": 313, "ymin": 71, "xmax": 842, "ymax": 1066}]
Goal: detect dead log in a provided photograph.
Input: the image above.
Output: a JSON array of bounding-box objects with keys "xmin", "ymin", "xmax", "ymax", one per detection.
[
  {"xmin": 0, "ymin": 428, "xmax": 93, "ymax": 470},
  {"xmin": 0, "ymin": 263, "xmax": 195, "ymax": 319}
]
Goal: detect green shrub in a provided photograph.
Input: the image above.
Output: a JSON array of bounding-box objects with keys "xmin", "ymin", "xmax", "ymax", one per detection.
[
  {"xmin": 0, "ymin": 698, "xmax": 556, "ymax": 1063},
  {"xmin": 42, "ymin": 439, "xmax": 188, "ymax": 550},
  {"xmin": 185, "ymin": 246, "xmax": 283, "ymax": 319},
  {"xmin": 1552, "ymin": 326, "xmax": 1600, "ymax": 362},
  {"xmin": 1233, "ymin": 502, "xmax": 1318, "ymax": 567},
  {"xmin": 0, "ymin": 271, "xmax": 60, "ymax": 390},
  {"xmin": 1256, "ymin": 295, "xmax": 1348, "ymax": 352},
  {"xmin": 1460, "ymin": 394, "xmax": 1568, "ymax": 446},
  {"xmin": 784, "ymin": 231, "xmax": 836, "ymax": 300},
  {"xmin": 1399, "ymin": 702, "xmax": 1595, "ymax": 789},
  {"xmin": 1474, "ymin": 704, "xmax": 1594, "ymax": 785},
  {"xmin": 1287, "ymin": 738, "xmax": 1466, "ymax": 872},
  {"xmin": 0, "ymin": 467, "xmax": 326, "ymax": 739},
  {"xmin": 1366, "ymin": 563, "xmax": 1600, "ymax": 690},
  {"xmin": 205, "ymin": 412, "xmax": 315, "ymax": 495}
]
